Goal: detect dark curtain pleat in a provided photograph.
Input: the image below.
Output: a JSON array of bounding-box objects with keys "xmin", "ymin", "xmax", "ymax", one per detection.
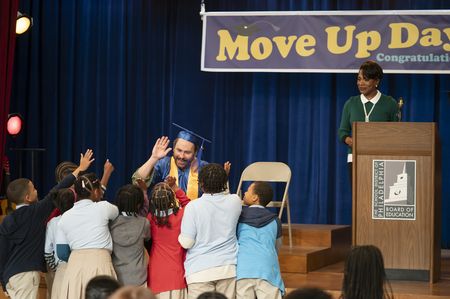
[{"xmin": 8, "ymin": 0, "xmax": 450, "ymax": 247}]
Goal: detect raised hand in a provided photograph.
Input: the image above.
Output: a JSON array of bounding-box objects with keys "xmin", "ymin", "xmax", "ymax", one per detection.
[
  {"xmin": 224, "ymin": 161, "xmax": 231, "ymax": 176},
  {"xmin": 103, "ymin": 159, "xmax": 114, "ymax": 175},
  {"xmin": 100, "ymin": 159, "xmax": 114, "ymax": 189},
  {"xmin": 151, "ymin": 136, "xmax": 172, "ymax": 160},
  {"xmin": 79, "ymin": 149, "xmax": 95, "ymax": 171},
  {"xmin": 165, "ymin": 176, "xmax": 179, "ymax": 192},
  {"xmin": 135, "ymin": 178, "xmax": 148, "ymax": 192}
]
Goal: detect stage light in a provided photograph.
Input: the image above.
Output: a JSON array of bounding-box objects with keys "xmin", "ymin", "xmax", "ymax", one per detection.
[
  {"xmin": 7, "ymin": 113, "xmax": 23, "ymax": 136},
  {"xmin": 16, "ymin": 12, "xmax": 33, "ymax": 35}
]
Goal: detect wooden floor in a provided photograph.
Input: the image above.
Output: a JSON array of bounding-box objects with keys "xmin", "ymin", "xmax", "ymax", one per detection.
[
  {"xmin": 1, "ymin": 256, "xmax": 449, "ymax": 299},
  {"xmin": 1, "ymin": 223, "xmax": 450, "ymax": 299},
  {"xmin": 283, "ymin": 249, "xmax": 450, "ymax": 299}
]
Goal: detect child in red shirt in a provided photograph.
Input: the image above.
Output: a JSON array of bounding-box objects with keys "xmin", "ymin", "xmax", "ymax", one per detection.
[{"xmin": 147, "ymin": 177, "xmax": 190, "ymax": 298}]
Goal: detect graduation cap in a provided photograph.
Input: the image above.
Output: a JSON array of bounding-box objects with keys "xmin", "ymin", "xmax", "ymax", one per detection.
[{"xmin": 172, "ymin": 123, "xmax": 211, "ymax": 162}]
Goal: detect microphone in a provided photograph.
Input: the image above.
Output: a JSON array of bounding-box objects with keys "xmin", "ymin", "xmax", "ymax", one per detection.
[{"xmin": 397, "ymin": 97, "xmax": 404, "ymax": 122}]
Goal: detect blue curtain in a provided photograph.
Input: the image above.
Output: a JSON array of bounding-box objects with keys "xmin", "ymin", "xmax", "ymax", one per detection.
[{"xmin": 9, "ymin": 0, "xmax": 450, "ymax": 247}]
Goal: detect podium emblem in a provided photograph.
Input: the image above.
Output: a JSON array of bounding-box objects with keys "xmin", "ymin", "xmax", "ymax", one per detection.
[{"xmin": 372, "ymin": 160, "xmax": 416, "ymax": 220}]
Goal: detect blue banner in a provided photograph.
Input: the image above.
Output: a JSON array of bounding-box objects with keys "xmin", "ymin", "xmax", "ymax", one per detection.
[{"xmin": 201, "ymin": 10, "xmax": 450, "ymax": 73}]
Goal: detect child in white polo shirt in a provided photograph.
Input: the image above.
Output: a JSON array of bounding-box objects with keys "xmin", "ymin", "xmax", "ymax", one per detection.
[
  {"xmin": 58, "ymin": 172, "xmax": 119, "ymax": 299},
  {"xmin": 179, "ymin": 163, "xmax": 241, "ymax": 299}
]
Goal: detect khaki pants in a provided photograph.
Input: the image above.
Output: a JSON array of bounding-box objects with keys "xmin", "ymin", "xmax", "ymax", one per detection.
[
  {"xmin": 59, "ymin": 249, "xmax": 116, "ymax": 299},
  {"xmin": 188, "ymin": 278, "xmax": 236, "ymax": 299},
  {"xmin": 45, "ymin": 268, "xmax": 55, "ymax": 299},
  {"xmin": 6, "ymin": 271, "xmax": 40, "ymax": 299},
  {"xmin": 236, "ymin": 279, "xmax": 282, "ymax": 299},
  {"xmin": 51, "ymin": 263, "xmax": 67, "ymax": 298},
  {"xmin": 156, "ymin": 288, "xmax": 187, "ymax": 299}
]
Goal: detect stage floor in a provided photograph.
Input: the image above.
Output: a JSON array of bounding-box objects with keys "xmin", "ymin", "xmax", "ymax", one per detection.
[
  {"xmin": 283, "ymin": 250, "xmax": 450, "ymax": 299},
  {"xmin": 0, "ymin": 251, "xmax": 448, "ymax": 299}
]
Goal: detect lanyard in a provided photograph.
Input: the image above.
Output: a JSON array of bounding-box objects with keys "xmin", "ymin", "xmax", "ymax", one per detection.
[{"xmin": 363, "ymin": 101, "xmax": 376, "ymax": 122}]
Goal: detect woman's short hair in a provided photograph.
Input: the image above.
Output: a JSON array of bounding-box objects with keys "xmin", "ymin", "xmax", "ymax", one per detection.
[{"xmin": 359, "ymin": 60, "xmax": 383, "ymax": 81}]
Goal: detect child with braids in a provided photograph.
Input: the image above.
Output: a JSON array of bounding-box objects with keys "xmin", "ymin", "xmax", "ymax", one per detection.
[
  {"xmin": 179, "ymin": 163, "xmax": 241, "ymax": 299},
  {"xmin": 57, "ymin": 172, "xmax": 119, "ymax": 299},
  {"xmin": 110, "ymin": 184, "xmax": 151, "ymax": 286},
  {"xmin": 147, "ymin": 176, "xmax": 190, "ymax": 299}
]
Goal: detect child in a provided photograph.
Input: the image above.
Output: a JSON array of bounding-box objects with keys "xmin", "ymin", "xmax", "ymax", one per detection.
[
  {"xmin": 110, "ymin": 285, "xmax": 156, "ymax": 299},
  {"xmin": 48, "ymin": 159, "xmax": 115, "ymax": 221},
  {"xmin": 58, "ymin": 172, "xmax": 119, "ymax": 299},
  {"xmin": 179, "ymin": 163, "xmax": 241, "ymax": 299},
  {"xmin": 236, "ymin": 181, "xmax": 285, "ymax": 299},
  {"xmin": 44, "ymin": 158, "xmax": 114, "ymax": 298},
  {"xmin": 341, "ymin": 245, "xmax": 393, "ymax": 299},
  {"xmin": 197, "ymin": 292, "xmax": 228, "ymax": 299},
  {"xmin": 43, "ymin": 161, "xmax": 82, "ymax": 299},
  {"xmin": 110, "ymin": 184, "xmax": 151, "ymax": 286},
  {"xmin": 0, "ymin": 150, "xmax": 93, "ymax": 299},
  {"xmin": 85, "ymin": 275, "xmax": 122, "ymax": 299},
  {"xmin": 44, "ymin": 188, "xmax": 76, "ymax": 298},
  {"xmin": 147, "ymin": 176, "xmax": 190, "ymax": 298},
  {"xmin": 284, "ymin": 287, "xmax": 332, "ymax": 299}
]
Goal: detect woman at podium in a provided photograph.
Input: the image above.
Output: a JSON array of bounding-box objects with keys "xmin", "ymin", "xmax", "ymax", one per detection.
[{"xmin": 338, "ymin": 61, "xmax": 399, "ymax": 183}]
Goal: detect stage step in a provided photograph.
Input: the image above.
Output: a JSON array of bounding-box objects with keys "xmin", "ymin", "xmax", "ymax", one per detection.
[{"xmin": 279, "ymin": 224, "xmax": 351, "ymax": 273}]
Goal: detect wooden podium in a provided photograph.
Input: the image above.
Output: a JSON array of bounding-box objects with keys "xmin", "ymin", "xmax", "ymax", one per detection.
[{"xmin": 352, "ymin": 122, "xmax": 441, "ymax": 283}]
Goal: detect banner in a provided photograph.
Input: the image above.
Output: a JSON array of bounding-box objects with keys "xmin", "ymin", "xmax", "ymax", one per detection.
[{"xmin": 201, "ymin": 10, "xmax": 450, "ymax": 73}]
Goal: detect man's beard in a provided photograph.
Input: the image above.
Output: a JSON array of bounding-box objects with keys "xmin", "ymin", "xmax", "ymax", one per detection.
[{"xmin": 175, "ymin": 157, "xmax": 191, "ymax": 169}]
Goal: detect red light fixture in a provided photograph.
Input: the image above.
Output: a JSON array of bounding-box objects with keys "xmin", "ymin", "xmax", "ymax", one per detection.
[{"xmin": 7, "ymin": 113, "xmax": 23, "ymax": 136}]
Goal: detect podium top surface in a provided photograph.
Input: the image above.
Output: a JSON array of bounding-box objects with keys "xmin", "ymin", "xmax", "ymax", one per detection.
[{"xmin": 353, "ymin": 122, "xmax": 437, "ymax": 156}]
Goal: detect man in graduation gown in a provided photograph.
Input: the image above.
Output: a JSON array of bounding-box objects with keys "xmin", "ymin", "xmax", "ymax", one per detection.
[{"xmin": 133, "ymin": 131, "xmax": 229, "ymax": 200}]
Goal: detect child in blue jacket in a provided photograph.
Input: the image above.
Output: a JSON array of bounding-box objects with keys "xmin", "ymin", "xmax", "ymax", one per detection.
[{"xmin": 236, "ymin": 181, "xmax": 285, "ymax": 299}]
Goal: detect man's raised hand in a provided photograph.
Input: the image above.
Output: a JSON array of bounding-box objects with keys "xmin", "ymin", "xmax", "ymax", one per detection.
[{"xmin": 151, "ymin": 136, "xmax": 172, "ymax": 160}]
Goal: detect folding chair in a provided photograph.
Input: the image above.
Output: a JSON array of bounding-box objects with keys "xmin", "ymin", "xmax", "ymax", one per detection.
[{"xmin": 236, "ymin": 162, "xmax": 293, "ymax": 248}]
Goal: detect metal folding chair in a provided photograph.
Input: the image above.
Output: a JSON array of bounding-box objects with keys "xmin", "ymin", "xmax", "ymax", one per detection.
[{"xmin": 236, "ymin": 162, "xmax": 293, "ymax": 248}]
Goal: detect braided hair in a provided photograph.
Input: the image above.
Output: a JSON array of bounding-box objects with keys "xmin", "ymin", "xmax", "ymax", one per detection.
[
  {"xmin": 198, "ymin": 163, "xmax": 227, "ymax": 194},
  {"xmin": 115, "ymin": 184, "xmax": 144, "ymax": 216},
  {"xmin": 74, "ymin": 173, "xmax": 101, "ymax": 200},
  {"xmin": 54, "ymin": 161, "xmax": 77, "ymax": 183},
  {"xmin": 149, "ymin": 183, "xmax": 179, "ymax": 227}
]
